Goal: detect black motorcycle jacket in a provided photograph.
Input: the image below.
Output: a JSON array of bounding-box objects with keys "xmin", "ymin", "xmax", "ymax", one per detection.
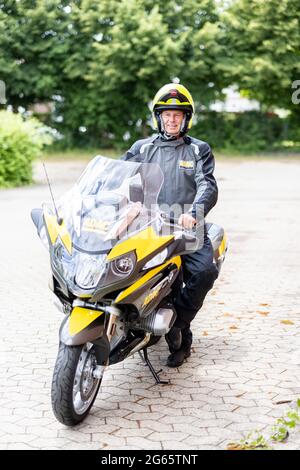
[{"xmin": 122, "ymin": 134, "xmax": 218, "ymax": 220}]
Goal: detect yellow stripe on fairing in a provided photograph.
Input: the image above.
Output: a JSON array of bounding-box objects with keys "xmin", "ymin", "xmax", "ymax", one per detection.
[
  {"xmin": 107, "ymin": 226, "xmax": 174, "ymax": 262},
  {"xmin": 219, "ymin": 234, "xmax": 227, "ymax": 256},
  {"xmin": 115, "ymin": 256, "xmax": 181, "ymax": 303},
  {"xmin": 69, "ymin": 306, "xmax": 104, "ymax": 336}
]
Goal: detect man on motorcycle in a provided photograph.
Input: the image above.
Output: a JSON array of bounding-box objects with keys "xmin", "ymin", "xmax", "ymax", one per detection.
[{"xmin": 123, "ymin": 83, "xmax": 219, "ymax": 367}]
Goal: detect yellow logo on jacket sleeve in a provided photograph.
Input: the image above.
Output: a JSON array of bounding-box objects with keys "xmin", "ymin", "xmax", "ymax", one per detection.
[{"xmin": 179, "ymin": 160, "xmax": 194, "ymax": 170}]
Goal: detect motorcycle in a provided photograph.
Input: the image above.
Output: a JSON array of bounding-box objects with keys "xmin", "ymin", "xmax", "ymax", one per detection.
[{"xmin": 31, "ymin": 155, "xmax": 227, "ymax": 426}]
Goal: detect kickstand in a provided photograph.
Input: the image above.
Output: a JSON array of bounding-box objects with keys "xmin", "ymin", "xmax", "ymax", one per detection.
[{"xmin": 139, "ymin": 348, "xmax": 169, "ymax": 385}]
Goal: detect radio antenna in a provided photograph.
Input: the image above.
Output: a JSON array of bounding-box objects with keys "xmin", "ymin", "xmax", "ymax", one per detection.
[{"xmin": 42, "ymin": 162, "xmax": 63, "ymax": 225}]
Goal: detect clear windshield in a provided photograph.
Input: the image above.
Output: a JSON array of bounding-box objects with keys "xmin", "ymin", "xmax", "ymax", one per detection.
[
  {"xmin": 49, "ymin": 155, "xmax": 164, "ymax": 254},
  {"xmin": 41, "ymin": 155, "xmax": 203, "ymax": 295}
]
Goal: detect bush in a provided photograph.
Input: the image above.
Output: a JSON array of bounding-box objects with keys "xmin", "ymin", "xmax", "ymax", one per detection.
[
  {"xmin": 191, "ymin": 111, "xmax": 284, "ymax": 153},
  {"xmin": 0, "ymin": 110, "xmax": 53, "ymax": 187},
  {"xmin": 119, "ymin": 110, "xmax": 290, "ymax": 154},
  {"xmin": 45, "ymin": 109, "xmax": 299, "ymax": 154}
]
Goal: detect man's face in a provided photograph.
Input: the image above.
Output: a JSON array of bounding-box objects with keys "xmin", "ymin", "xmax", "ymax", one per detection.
[{"xmin": 161, "ymin": 110, "xmax": 184, "ymax": 136}]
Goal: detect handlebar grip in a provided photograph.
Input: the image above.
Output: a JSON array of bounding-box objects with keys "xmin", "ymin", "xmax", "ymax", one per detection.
[
  {"xmin": 161, "ymin": 213, "xmax": 198, "ymax": 232},
  {"xmin": 167, "ymin": 216, "xmax": 179, "ymax": 224}
]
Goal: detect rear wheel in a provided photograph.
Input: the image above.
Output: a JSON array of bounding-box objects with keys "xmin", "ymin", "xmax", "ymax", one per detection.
[{"xmin": 51, "ymin": 342, "xmax": 104, "ymax": 426}]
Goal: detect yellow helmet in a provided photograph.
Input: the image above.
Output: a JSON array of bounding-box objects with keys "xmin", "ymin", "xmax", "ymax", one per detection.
[{"xmin": 151, "ymin": 83, "xmax": 194, "ymax": 136}]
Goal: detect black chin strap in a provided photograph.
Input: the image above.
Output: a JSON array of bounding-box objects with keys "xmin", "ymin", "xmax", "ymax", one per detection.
[{"xmin": 161, "ymin": 131, "xmax": 178, "ymax": 141}]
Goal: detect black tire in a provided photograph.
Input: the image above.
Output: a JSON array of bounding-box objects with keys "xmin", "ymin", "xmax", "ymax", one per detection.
[{"xmin": 51, "ymin": 342, "xmax": 102, "ymax": 426}]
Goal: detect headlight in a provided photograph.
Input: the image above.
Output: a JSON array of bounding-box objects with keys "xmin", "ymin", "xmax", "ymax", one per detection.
[
  {"xmin": 143, "ymin": 248, "xmax": 168, "ymax": 270},
  {"xmin": 75, "ymin": 253, "xmax": 106, "ymax": 289},
  {"xmin": 53, "ymin": 241, "xmax": 72, "ymax": 275},
  {"xmin": 53, "ymin": 241, "xmax": 107, "ymax": 290},
  {"xmin": 111, "ymin": 252, "xmax": 135, "ymax": 276}
]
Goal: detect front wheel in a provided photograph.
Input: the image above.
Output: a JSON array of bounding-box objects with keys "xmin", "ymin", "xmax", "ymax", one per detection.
[{"xmin": 51, "ymin": 342, "xmax": 104, "ymax": 426}]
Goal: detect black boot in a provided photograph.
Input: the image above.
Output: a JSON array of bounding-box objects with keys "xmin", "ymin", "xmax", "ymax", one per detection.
[
  {"xmin": 166, "ymin": 346, "xmax": 191, "ymax": 368},
  {"xmin": 166, "ymin": 327, "xmax": 192, "ymax": 368},
  {"xmin": 165, "ymin": 326, "xmax": 182, "ymax": 353}
]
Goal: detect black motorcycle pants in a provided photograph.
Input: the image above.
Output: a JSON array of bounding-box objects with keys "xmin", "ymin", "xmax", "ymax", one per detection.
[{"xmin": 172, "ymin": 234, "xmax": 218, "ymax": 340}]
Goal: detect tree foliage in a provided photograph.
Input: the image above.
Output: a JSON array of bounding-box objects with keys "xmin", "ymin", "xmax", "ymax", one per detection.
[
  {"xmin": 0, "ymin": 0, "xmax": 299, "ymax": 148},
  {"xmin": 0, "ymin": 0, "xmax": 225, "ymax": 146},
  {"xmin": 221, "ymin": 0, "xmax": 300, "ymax": 113}
]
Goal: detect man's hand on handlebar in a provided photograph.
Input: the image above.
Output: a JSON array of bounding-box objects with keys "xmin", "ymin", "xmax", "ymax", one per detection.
[{"xmin": 178, "ymin": 213, "xmax": 197, "ymax": 230}]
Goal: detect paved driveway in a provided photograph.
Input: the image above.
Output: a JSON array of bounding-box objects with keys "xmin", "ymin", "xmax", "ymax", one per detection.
[{"xmin": 0, "ymin": 157, "xmax": 299, "ymax": 450}]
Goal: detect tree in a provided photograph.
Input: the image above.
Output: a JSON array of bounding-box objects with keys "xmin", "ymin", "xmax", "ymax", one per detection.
[
  {"xmin": 85, "ymin": 0, "xmax": 227, "ymax": 143},
  {"xmin": 221, "ymin": 0, "xmax": 300, "ymax": 116},
  {"xmin": 0, "ymin": 0, "xmax": 71, "ymax": 110},
  {"xmin": 85, "ymin": 0, "xmax": 182, "ymax": 143},
  {"xmin": 0, "ymin": 1, "xmax": 230, "ymax": 146}
]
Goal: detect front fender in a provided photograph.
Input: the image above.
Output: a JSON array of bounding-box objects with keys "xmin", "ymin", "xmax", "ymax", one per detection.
[{"xmin": 59, "ymin": 306, "xmax": 106, "ymax": 346}]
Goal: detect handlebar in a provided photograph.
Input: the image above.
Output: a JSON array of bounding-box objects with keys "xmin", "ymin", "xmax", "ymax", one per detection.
[{"xmin": 160, "ymin": 212, "xmax": 200, "ymax": 232}]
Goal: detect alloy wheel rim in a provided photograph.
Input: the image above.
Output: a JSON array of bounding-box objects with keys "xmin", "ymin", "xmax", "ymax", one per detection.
[{"xmin": 72, "ymin": 343, "xmax": 102, "ymax": 415}]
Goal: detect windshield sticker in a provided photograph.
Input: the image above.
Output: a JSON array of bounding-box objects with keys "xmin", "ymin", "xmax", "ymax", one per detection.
[{"xmin": 82, "ymin": 218, "xmax": 110, "ymax": 234}]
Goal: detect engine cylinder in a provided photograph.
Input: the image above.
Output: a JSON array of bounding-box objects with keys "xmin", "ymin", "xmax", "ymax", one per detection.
[{"xmin": 134, "ymin": 306, "xmax": 176, "ymax": 336}]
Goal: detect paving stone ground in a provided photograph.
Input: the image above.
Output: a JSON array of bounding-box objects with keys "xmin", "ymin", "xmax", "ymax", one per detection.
[{"xmin": 0, "ymin": 157, "xmax": 299, "ymax": 450}]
